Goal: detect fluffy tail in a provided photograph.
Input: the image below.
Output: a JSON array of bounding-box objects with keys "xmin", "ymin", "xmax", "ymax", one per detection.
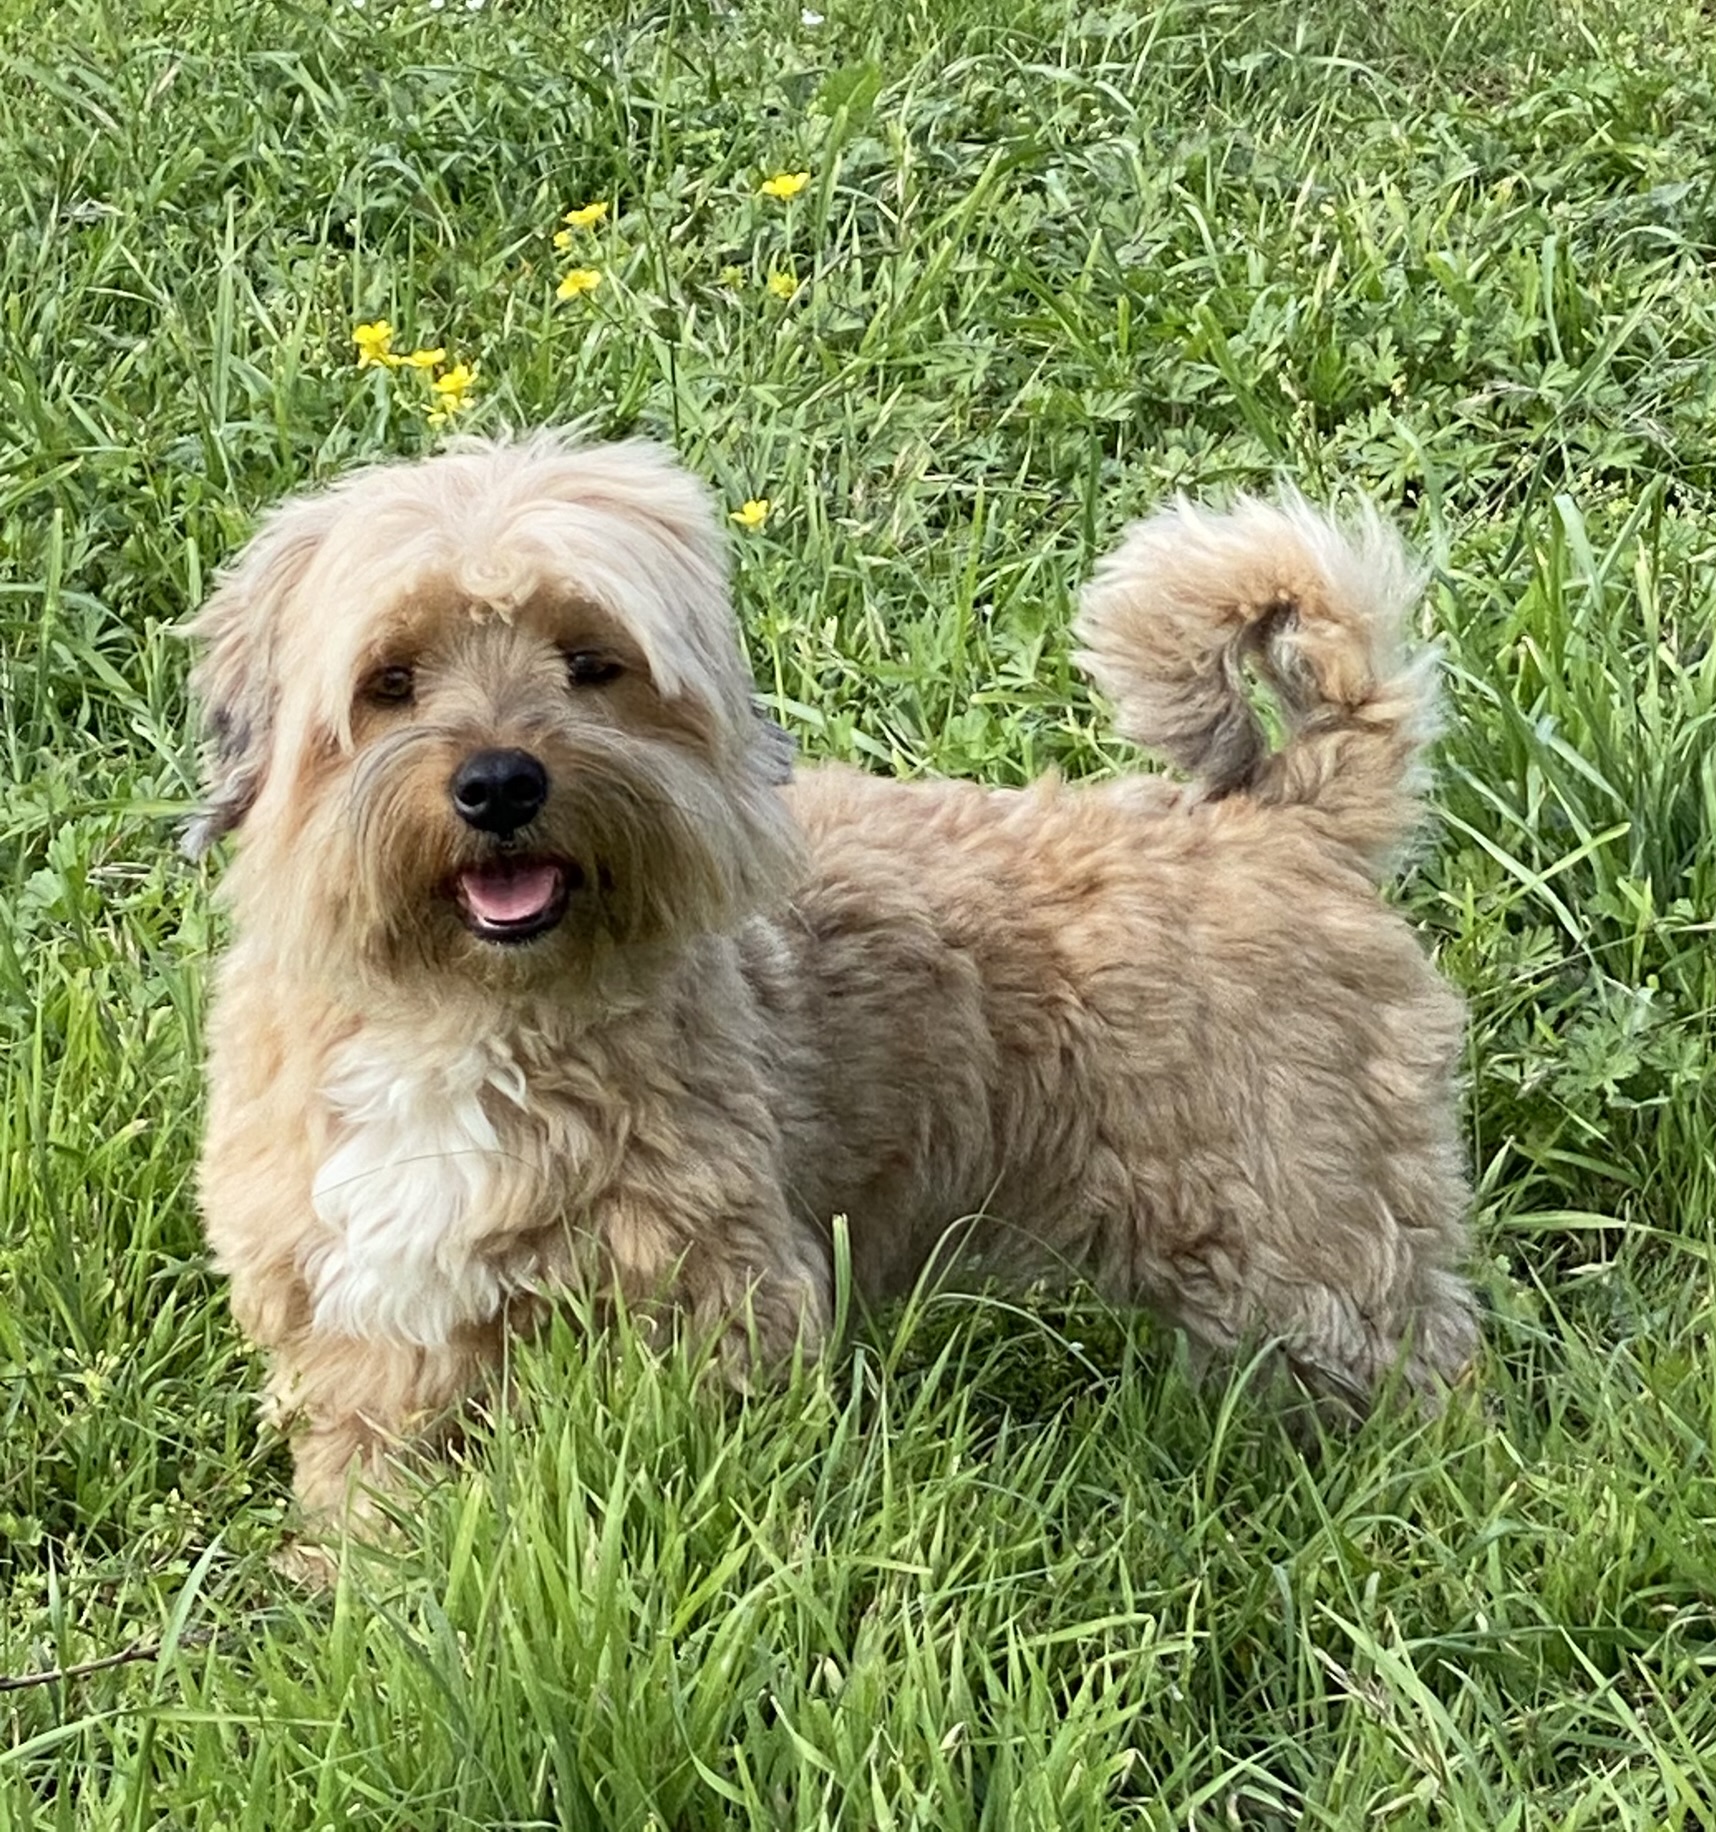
[{"xmin": 1074, "ymin": 493, "xmax": 1438, "ymax": 875}]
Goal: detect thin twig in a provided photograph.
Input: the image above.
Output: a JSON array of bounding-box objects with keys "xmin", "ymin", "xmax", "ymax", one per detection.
[{"xmin": 0, "ymin": 1628, "xmax": 214, "ymax": 1693}]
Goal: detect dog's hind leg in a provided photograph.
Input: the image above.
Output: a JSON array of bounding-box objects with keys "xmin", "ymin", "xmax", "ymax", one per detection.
[{"xmin": 1148, "ymin": 1227, "xmax": 1479, "ymax": 1413}]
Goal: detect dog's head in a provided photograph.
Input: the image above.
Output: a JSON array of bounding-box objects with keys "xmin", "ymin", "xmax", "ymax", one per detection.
[{"xmin": 188, "ymin": 433, "xmax": 800, "ymax": 988}]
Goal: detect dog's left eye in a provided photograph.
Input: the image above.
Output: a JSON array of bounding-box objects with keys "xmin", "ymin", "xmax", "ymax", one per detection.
[
  {"xmin": 365, "ymin": 665, "xmax": 416, "ymax": 705},
  {"xmin": 565, "ymin": 651, "xmax": 624, "ymax": 688}
]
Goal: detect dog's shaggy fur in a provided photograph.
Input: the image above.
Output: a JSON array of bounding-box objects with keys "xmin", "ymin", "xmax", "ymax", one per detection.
[{"xmin": 189, "ymin": 432, "xmax": 1475, "ymax": 1520}]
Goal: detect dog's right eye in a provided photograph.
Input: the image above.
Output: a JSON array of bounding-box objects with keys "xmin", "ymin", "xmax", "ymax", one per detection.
[
  {"xmin": 564, "ymin": 650, "xmax": 624, "ymax": 688},
  {"xmin": 365, "ymin": 665, "xmax": 416, "ymax": 706}
]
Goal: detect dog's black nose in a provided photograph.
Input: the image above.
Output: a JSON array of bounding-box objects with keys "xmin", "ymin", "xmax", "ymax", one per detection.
[{"xmin": 450, "ymin": 749, "xmax": 548, "ymax": 835}]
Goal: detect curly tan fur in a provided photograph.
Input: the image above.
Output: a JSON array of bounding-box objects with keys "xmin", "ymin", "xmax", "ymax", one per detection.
[{"xmin": 190, "ymin": 432, "xmax": 1475, "ymax": 1524}]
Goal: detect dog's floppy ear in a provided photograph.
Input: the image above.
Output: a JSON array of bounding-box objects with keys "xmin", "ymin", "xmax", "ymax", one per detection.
[
  {"xmin": 752, "ymin": 702, "xmax": 797, "ymax": 785},
  {"xmin": 182, "ymin": 496, "xmax": 333, "ymax": 859}
]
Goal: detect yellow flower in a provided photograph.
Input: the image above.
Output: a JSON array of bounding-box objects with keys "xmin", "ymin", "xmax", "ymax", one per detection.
[
  {"xmin": 553, "ymin": 229, "xmax": 573, "ymax": 251},
  {"xmin": 400, "ymin": 346, "xmax": 446, "ymax": 369},
  {"xmin": 432, "ymin": 362, "xmax": 475, "ymax": 399},
  {"xmin": 719, "ymin": 264, "xmax": 746, "ymax": 290},
  {"xmin": 352, "ymin": 320, "xmax": 398, "ymax": 367},
  {"xmin": 766, "ymin": 268, "xmax": 798, "ymax": 300},
  {"xmin": 562, "ymin": 200, "xmax": 610, "ymax": 230},
  {"xmin": 730, "ymin": 498, "xmax": 771, "ymax": 530},
  {"xmin": 760, "ymin": 170, "xmax": 810, "ymax": 201},
  {"xmin": 556, "ymin": 267, "xmax": 603, "ymax": 300},
  {"xmin": 426, "ymin": 362, "xmax": 477, "ymax": 426}
]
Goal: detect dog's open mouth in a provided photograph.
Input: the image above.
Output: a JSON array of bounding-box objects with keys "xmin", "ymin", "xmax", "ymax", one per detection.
[{"xmin": 451, "ymin": 856, "xmax": 580, "ymax": 944}]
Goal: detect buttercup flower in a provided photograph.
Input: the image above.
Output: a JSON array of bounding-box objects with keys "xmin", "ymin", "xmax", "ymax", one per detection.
[
  {"xmin": 400, "ymin": 346, "xmax": 446, "ymax": 368},
  {"xmin": 730, "ymin": 498, "xmax": 771, "ymax": 530},
  {"xmin": 766, "ymin": 268, "xmax": 798, "ymax": 300},
  {"xmin": 562, "ymin": 201, "xmax": 610, "ymax": 230},
  {"xmin": 556, "ymin": 267, "xmax": 603, "ymax": 300},
  {"xmin": 426, "ymin": 361, "xmax": 477, "ymax": 426},
  {"xmin": 352, "ymin": 320, "xmax": 398, "ymax": 367},
  {"xmin": 759, "ymin": 171, "xmax": 810, "ymax": 201}
]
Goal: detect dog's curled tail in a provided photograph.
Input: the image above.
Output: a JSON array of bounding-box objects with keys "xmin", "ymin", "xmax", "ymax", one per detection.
[{"xmin": 1075, "ymin": 493, "xmax": 1438, "ymax": 876}]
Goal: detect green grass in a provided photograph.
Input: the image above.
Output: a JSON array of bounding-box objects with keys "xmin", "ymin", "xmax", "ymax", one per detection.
[{"xmin": 4, "ymin": 0, "xmax": 1716, "ymax": 1823}]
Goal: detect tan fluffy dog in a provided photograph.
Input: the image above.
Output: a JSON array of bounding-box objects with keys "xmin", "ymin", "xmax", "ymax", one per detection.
[{"xmin": 188, "ymin": 432, "xmax": 1475, "ymax": 1521}]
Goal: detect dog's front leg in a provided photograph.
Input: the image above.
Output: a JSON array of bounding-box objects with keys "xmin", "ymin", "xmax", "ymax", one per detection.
[
  {"xmin": 262, "ymin": 1326, "xmax": 490, "ymax": 1528},
  {"xmin": 591, "ymin": 1179, "xmax": 832, "ymax": 1380}
]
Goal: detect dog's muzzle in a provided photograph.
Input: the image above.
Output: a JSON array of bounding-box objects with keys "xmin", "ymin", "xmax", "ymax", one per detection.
[{"xmin": 446, "ymin": 749, "xmax": 577, "ymax": 944}]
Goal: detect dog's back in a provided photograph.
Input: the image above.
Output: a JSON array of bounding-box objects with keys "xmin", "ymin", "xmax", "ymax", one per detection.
[{"xmin": 767, "ymin": 495, "xmax": 1473, "ymax": 1402}]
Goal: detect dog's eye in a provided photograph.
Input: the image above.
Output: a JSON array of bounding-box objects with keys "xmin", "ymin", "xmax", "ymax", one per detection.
[
  {"xmin": 565, "ymin": 651, "xmax": 623, "ymax": 688},
  {"xmin": 365, "ymin": 665, "xmax": 416, "ymax": 705}
]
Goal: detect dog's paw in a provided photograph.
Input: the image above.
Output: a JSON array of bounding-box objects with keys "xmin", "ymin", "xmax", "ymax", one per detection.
[{"xmin": 271, "ymin": 1533, "xmax": 344, "ymax": 1591}]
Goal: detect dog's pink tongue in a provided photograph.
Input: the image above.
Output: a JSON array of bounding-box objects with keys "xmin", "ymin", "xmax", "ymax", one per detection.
[{"xmin": 461, "ymin": 861, "xmax": 561, "ymax": 925}]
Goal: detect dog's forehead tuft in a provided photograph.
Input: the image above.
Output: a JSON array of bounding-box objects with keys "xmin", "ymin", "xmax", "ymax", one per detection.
[
  {"xmin": 374, "ymin": 589, "xmax": 640, "ymax": 676},
  {"xmin": 463, "ymin": 596, "xmax": 516, "ymax": 626}
]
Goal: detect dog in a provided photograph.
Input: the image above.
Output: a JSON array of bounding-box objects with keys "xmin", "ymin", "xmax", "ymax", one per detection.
[{"xmin": 187, "ymin": 431, "xmax": 1476, "ymax": 1524}]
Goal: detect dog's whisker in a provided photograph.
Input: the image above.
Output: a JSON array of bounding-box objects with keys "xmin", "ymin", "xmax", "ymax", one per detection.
[{"xmin": 310, "ymin": 1143, "xmax": 543, "ymax": 1200}]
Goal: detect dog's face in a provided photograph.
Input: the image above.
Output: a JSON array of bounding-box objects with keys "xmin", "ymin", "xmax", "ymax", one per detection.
[{"xmin": 189, "ymin": 436, "xmax": 800, "ymax": 988}]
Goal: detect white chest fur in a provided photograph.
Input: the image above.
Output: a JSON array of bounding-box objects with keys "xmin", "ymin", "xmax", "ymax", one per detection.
[{"xmin": 305, "ymin": 1032, "xmax": 538, "ymax": 1346}]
